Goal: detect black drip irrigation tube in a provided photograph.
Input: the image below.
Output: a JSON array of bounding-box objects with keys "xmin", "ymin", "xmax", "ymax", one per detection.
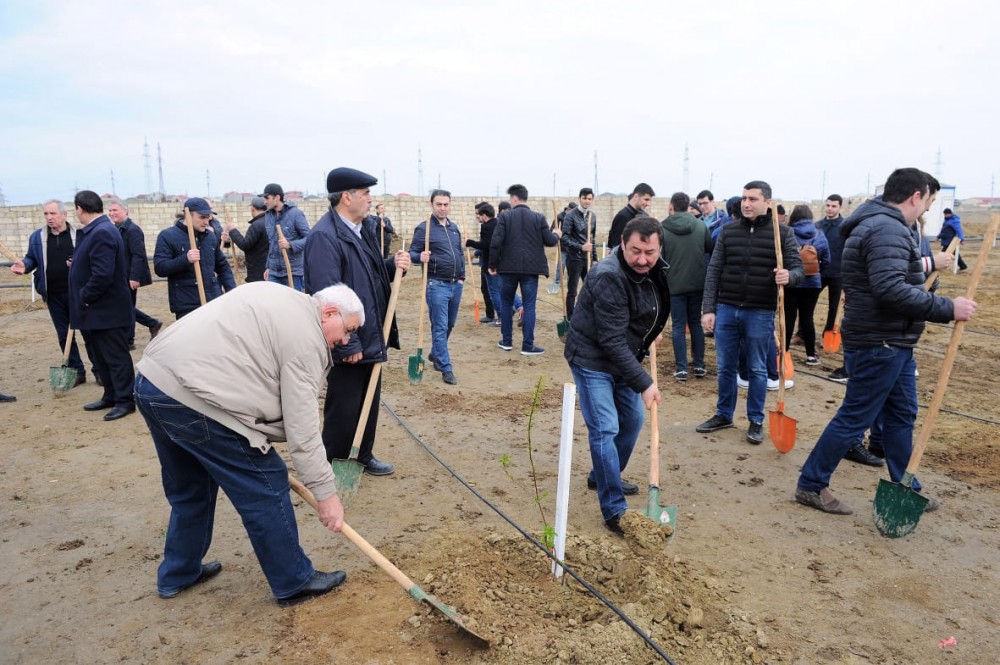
[{"xmin": 379, "ymin": 397, "xmax": 678, "ymax": 665}]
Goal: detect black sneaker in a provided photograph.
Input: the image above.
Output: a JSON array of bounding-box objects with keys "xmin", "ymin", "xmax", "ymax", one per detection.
[
  {"xmin": 829, "ymin": 367, "xmax": 848, "ymax": 383},
  {"xmin": 604, "ymin": 515, "xmax": 625, "ymax": 536},
  {"xmin": 521, "ymin": 346, "xmax": 545, "ymax": 356},
  {"xmin": 673, "ymin": 370, "xmax": 688, "ymax": 381},
  {"xmin": 843, "ymin": 443, "xmax": 885, "ymax": 467},
  {"xmin": 587, "ymin": 477, "xmax": 639, "ymax": 496},
  {"xmin": 692, "ymin": 366, "xmax": 707, "ymax": 378},
  {"xmin": 746, "ymin": 422, "xmax": 764, "ymax": 445},
  {"xmin": 497, "ymin": 341, "xmax": 513, "ymax": 351},
  {"xmin": 696, "ymin": 414, "xmax": 734, "ymax": 433}
]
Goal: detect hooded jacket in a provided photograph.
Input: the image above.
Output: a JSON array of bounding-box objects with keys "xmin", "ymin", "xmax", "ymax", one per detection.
[
  {"xmin": 789, "ymin": 218, "xmax": 831, "ymax": 289},
  {"xmin": 661, "ymin": 211, "xmax": 713, "ymax": 295},
  {"xmin": 840, "ymin": 198, "xmax": 954, "ymax": 349}
]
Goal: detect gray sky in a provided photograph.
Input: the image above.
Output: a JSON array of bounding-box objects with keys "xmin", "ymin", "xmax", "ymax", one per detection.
[{"xmin": 2, "ymin": 0, "xmax": 997, "ymax": 206}]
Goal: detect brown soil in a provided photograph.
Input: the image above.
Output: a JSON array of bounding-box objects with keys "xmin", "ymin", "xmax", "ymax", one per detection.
[{"xmin": 2, "ymin": 211, "xmax": 999, "ymax": 664}]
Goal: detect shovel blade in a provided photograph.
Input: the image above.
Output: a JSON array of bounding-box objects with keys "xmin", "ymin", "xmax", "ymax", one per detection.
[
  {"xmin": 408, "ymin": 349, "xmax": 425, "ymax": 384},
  {"xmin": 644, "ymin": 486, "xmax": 678, "ymax": 540},
  {"xmin": 546, "ymin": 281, "xmax": 559, "ymax": 294},
  {"xmin": 768, "ymin": 407, "xmax": 797, "ymax": 453},
  {"xmin": 782, "ymin": 351, "xmax": 795, "ymax": 379},
  {"xmin": 822, "ymin": 329, "xmax": 841, "ymax": 354},
  {"xmin": 557, "ymin": 318, "xmax": 569, "ymax": 342},
  {"xmin": 873, "ymin": 477, "xmax": 928, "ymax": 538},
  {"xmin": 49, "ymin": 364, "xmax": 77, "ymax": 397},
  {"xmin": 411, "ymin": 590, "xmax": 489, "ymax": 644},
  {"xmin": 329, "ymin": 458, "xmax": 365, "ymax": 509}
]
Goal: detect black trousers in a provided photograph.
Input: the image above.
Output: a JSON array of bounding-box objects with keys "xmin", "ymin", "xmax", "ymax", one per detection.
[
  {"xmin": 480, "ymin": 270, "xmax": 494, "ymax": 318},
  {"xmin": 820, "ymin": 276, "xmax": 842, "ymax": 332},
  {"xmin": 322, "ymin": 362, "xmax": 381, "ymax": 463},
  {"xmin": 564, "ymin": 254, "xmax": 590, "ymax": 320},
  {"xmin": 83, "ymin": 326, "xmax": 135, "ymax": 406},
  {"xmin": 129, "ymin": 288, "xmax": 158, "ymax": 344}
]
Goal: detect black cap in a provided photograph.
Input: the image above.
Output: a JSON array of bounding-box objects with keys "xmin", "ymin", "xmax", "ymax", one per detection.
[
  {"xmin": 260, "ymin": 183, "xmax": 284, "ymax": 198},
  {"xmin": 943, "ymin": 208, "xmax": 953, "ymax": 215},
  {"xmin": 326, "ymin": 167, "xmax": 378, "ymax": 194}
]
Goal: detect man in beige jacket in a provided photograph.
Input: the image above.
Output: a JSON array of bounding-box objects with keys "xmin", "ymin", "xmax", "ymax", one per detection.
[{"xmin": 135, "ymin": 281, "xmax": 363, "ymax": 606}]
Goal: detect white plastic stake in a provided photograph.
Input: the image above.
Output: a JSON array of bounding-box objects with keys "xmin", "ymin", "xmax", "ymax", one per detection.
[{"xmin": 551, "ymin": 382, "xmax": 576, "ymax": 579}]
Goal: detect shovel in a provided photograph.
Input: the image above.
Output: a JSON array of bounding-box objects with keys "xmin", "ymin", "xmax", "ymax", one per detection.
[
  {"xmin": 224, "ymin": 210, "xmax": 243, "ymax": 286},
  {"xmin": 822, "ymin": 293, "xmax": 845, "ymax": 354},
  {"xmin": 50, "ymin": 328, "xmax": 79, "ymax": 396},
  {"xmin": 644, "ymin": 343, "xmax": 678, "ymax": 535},
  {"xmin": 874, "ymin": 213, "xmax": 997, "ymax": 537},
  {"xmin": 924, "ymin": 237, "xmax": 960, "ymax": 289},
  {"xmin": 547, "ymin": 200, "xmax": 560, "ymax": 294},
  {"xmin": 461, "ymin": 215, "xmax": 481, "ymax": 323},
  {"xmin": 184, "ymin": 208, "xmax": 208, "ymax": 306},
  {"xmin": 288, "ymin": 475, "xmax": 488, "ymax": 644},
  {"xmin": 769, "ymin": 206, "xmax": 797, "ymax": 452},
  {"xmin": 275, "ymin": 225, "xmax": 295, "ymax": 289},
  {"xmin": 331, "ymin": 268, "xmax": 403, "ymax": 508},
  {"xmin": 408, "ymin": 219, "xmax": 431, "ymax": 383}
]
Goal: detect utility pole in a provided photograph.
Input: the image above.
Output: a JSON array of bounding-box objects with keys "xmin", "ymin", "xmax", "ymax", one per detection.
[
  {"xmin": 593, "ymin": 150, "xmax": 599, "ymax": 193},
  {"xmin": 110, "ymin": 169, "xmax": 116, "ymax": 196},
  {"xmin": 157, "ymin": 142, "xmax": 165, "ymax": 197},
  {"xmin": 934, "ymin": 146, "xmax": 942, "ymax": 179},
  {"xmin": 821, "ymin": 170, "xmax": 826, "ymax": 200},
  {"xmin": 143, "ymin": 137, "xmax": 152, "ymax": 196},
  {"xmin": 417, "ymin": 146, "xmax": 424, "ymax": 196},
  {"xmin": 682, "ymin": 143, "xmax": 690, "ymax": 194},
  {"xmin": 991, "ymin": 174, "xmax": 995, "ymax": 199},
  {"xmin": 0, "ymin": 182, "xmax": 6, "ymax": 207},
  {"xmin": 206, "ymin": 169, "xmax": 211, "ymax": 198},
  {"xmin": 382, "ymin": 169, "xmax": 387, "ymax": 196}
]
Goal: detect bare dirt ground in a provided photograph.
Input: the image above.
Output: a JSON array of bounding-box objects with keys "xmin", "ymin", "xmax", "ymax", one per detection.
[{"xmin": 2, "ymin": 211, "xmax": 999, "ymax": 664}]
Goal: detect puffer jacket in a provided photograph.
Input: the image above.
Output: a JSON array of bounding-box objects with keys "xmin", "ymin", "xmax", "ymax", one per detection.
[
  {"xmin": 789, "ymin": 218, "xmax": 831, "ymax": 289},
  {"xmin": 560, "ymin": 206, "xmax": 598, "ymax": 261},
  {"xmin": 703, "ymin": 211, "xmax": 804, "ymax": 314},
  {"xmin": 264, "ymin": 201, "xmax": 310, "ymax": 278},
  {"xmin": 154, "ymin": 220, "xmax": 236, "ymax": 314},
  {"xmin": 564, "ymin": 248, "xmax": 670, "ymax": 394},
  {"xmin": 840, "ymin": 198, "xmax": 954, "ymax": 349},
  {"xmin": 490, "ymin": 204, "xmax": 560, "ymax": 276}
]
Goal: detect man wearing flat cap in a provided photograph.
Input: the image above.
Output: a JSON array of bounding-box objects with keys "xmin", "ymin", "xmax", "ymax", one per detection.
[
  {"xmin": 261, "ymin": 183, "xmax": 310, "ymax": 290},
  {"xmin": 154, "ymin": 198, "xmax": 237, "ymax": 320},
  {"xmin": 303, "ymin": 167, "xmax": 410, "ymax": 476}
]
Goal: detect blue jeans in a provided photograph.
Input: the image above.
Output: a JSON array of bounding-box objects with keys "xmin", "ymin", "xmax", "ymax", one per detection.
[
  {"xmin": 268, "ymin": 273, "xmax": 304, "ymax": 291},
  {"xmin": 715, "ymin": 304, "xmax": 773, "ymax": 424},
  {"xmin": 670, "ymin": 292, "xmax": 705, "ymax": 372},
  {"xmin": 499, "ymin": 274, "xmax": 538, "ymax": 350},
  {"xmin": 739, "ymin": 333, "xmax": 779, "ymax": 381},
  {"xmin": 426, "ymin": 279, "xmax": 462, "ymax": 372},
  {"xmin": 485, "ymin": 272, "xmax": 521, "ymax": 320},
  {"xmin": 798, "ymin": 345, "xmax": 920, "ymax": 493},
  {"xmin": 570, "ymin": 363, "xmax": 645, "ymax": 522},
  {"xmin": 135, "ymin": 374, "xmax": 316, "ymax": 599}
]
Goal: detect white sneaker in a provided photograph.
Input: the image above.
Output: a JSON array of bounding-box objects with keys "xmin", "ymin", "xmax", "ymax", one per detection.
[
  {"xmin": 766, "ymin": 378, "xmax": 794, "ymax": 391},
  {"xmin": 737, "ymin": 377, "xmax": 749, "ymax": 390}
]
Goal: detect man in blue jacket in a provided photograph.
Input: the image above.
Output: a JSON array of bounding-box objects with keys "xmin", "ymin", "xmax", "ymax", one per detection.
[
  {"xmin": 565, "ymin": 216, "xmax": 669, "ymax": 534},
  {"xmin": 304, "ymin": 167, "xmax": 410, "ymax": 476},
  {"xmin": 938, "ymin": 208, "xmax": 968, "ymax": 271},
  {"xmin": 108, "ymin": 199, "xmax": 161, "ymax": 348},
  {"xmin": 261, "ymin": 183, "xmax": 310, "ymax": 290},
  {"xmin": 10, "ymin": 199, "xmax": 89, "ymax": 387},
  {"xmin": 69, "ymin": 191, "xmax": 135, "ymax": 421},
  {"xmin": 409, "ymin": 189, "xmax": 465, "ymax": 384},
  {"xmin": 795, "ymin": 169, "xmax": 977, "ymax": 515}
]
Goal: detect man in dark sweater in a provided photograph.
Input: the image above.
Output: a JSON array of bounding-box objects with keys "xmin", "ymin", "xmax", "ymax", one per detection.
[
  {"xmin": 226, "ymin": 197, "xmax": 269, "ymax": 282},
  {"xmin": 607, "ymin": 183, "xmax": 655, "ymax": 249},
  {"xmin": 816, "ymin": 194, "xmax": 849, "ymax": 383}
]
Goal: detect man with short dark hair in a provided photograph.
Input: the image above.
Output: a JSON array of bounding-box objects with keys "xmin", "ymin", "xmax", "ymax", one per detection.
[
  {"xmin": 561, "ymin": 188, "xmax": 598, "ymax": 320},
  {"xmin": 409, "ymin": 189, "xmax": 464, "ymax": 384},
  {"xmin": 938, "ymin": 208, "xmax": 968, "ymax": 271},
  {"xmin": 697, "ymin": 181, "xmax": 804, "ymax": 445},
  {"xmin": 225, "ymin": 196, "xmax": 269, "ymax": 282},
  {"xmin": 816, "ymin": 194, "xmax": 849, "ymax": 382},
  {"xmin": 608, "ymin": 183, "xmax": 655, "ymax": 248},
  {"xmin": 69, "ymin": 190, "xmax": 136, "ymax": 421},
  {"xmin": 304, "ymin": 167, "xmax": 410, "ymax": 475},
  {"xmin": 696, "ymin": 190, "xmax": 728, "ymax": 230},
  {"xmin": 795, "ymin": 168, "xmax": 977, "ymax": 514},
  {"xmin": 565, "ymin": 216, "xmax": 670, "ymax": 534},
  {"xmin": 468, "ymin": 202, "xmax": 499, "ymax": 323},
  {"xmin": 108, "ymin": 199, "xmax": 161, "ymax": 348},
  {"xmin": 489, "ymin": 184, "xmax": 562, "ymax": 356},
  {"xmin": 261, "ymin": 183, "xmax": 310, "ymax": 290},
  {"xmin": 372, "ymin": 203, "xmax": 395, "ymax": 258}
]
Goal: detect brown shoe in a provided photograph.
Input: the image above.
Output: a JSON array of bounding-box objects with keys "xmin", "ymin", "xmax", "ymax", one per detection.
[{"xmin": 795, "ymin": 487, "xmax": 853, "ymax": 515}]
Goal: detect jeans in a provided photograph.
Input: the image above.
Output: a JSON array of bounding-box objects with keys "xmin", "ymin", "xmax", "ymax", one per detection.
[
  {"xmin": 45, "ymin": 291, "xmax": 87, "ymax": 377},
  {"xmin": 499, "ymin": 274, "xmax": 538, "ymax": 350},
  {"xmin": 485, "ymin": 272, "xmax": 521, "ymax": 321},
  {"xmin": 715, "ymin": 304, "xmax": 773, "ymax": 424},
  {"xmin": 426, "ymin": 279, "xmax": 462, "ymax": 372},
  {"xmin": 268, "ymin": 273, "xmax": 304, "ymax": 291},
  {"xmin": 798, "ymin": 345, "xmax": 920, "ymax": 493},
  {"xmin": 669, "ymin": 292, "xmax": 705, "ymax": 372},
  {"xmin": 135, "ymin": 374, "xmax": 316, "ymax": 599},
  {"xmin": 570, "ymin": 363, "xmax": 645, "ymax": 522},
  {"xmin": 564, "ymin": 254, "xmax": 590, "ymax": 320},
  {"xmin": 739, "ymin": 333, "xmax": 779, "ymax": 382}
]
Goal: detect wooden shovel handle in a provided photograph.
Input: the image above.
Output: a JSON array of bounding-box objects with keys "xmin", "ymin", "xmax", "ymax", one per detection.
[
  {"xmin": 772, "ymin": 205, "xmax": 788, "ymax": 402},
  {"xmin": 585, "ymin": 210, "xmax": 592, "ymax": 272},
  {"xmin": 460, "ymin": 215, "xmax": 479, "ymax": 311},
  {"xmin": 0, "ymin": 239, "xmax": 22, "ymax": 264},
  {"xmin": 415, "ymin": 219, "xmax": 431, "ymax": 350},
  {"xmin": 552, "ymin": 201, "xmax": 567, "ymax": 316},
  {"xmin": 649, "ymin": 342, "xmax": 660, "ymax": 488},
  {"xmin": 184, "ymin": 208, "xmax": 208, "ymax": 305},
  {"xmin": 924, "ymin": 237, "xmax": 960, "ymax": 289},
  {"xmin": 287, "ymin": 475, "xmax": 415, "ymax": 592},
  {"xmin": 907, "ymin": 214, "xmax": 998, "ymax": 475},
  {"xmin": 63, "ymin": 328, "xmax": 76, "ymax": 364},
  {"xmin": 224, "ymin": 209, "xmax": 243, "ymax": 286},
  {"xmin": 276, "ymin": 225, "xmax": 294, "ymax": 288}
]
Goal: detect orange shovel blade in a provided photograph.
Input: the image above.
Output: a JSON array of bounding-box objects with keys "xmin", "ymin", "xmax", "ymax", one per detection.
[
  {"xmin": 782, "ymin": 351, "xmax": 795, "ymax": 380},
  {"xmin": 822, "ymin": 328, "xmax": 841, "ymax": 354},
  {"xmin": 473, "ymin": 300, "xmax": 480, "ymax": 322},
  {"xmin": 769, "ymin": 402, "xmax": 797, "ymax": 453}
]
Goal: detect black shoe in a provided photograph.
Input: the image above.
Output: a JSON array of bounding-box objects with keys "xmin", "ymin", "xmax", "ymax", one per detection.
[
  {"xmin": 73, "ymin": 374, "xmax": 86, "ymax": 388},
  {"xmin": 158, "ymin": 561, "xmax": 223, "ymax": 598},
  {"xmin": 94, "ymin": 374, "xmax": 104, "ymax": 387},
  {"xmin": 843, "ymin": 443, "xmax": 885, "ymax": 467},
  {"xmin": 746, "ymin": 422, "xmax": 764, "ymax": 445},
  {"xmin": 149, "ymin": 321, "xmax": 163, "ymax": 339},
  {"xmin": 428, "ymin": 352, "xmax": 445, "ymax": 372},
  {"xmin": 0, "ymin": 392, "xmax": 16, "ymax": 403},
  {"xmin": 587, "ymin": 477, "xmax": 639, "ymax": 495},
  {"xmin": 277, "ymin": 570, "xmax": 347, "ymax": 607},
  {"xmin": 83, "ymin": 399, "xmax": 114, "ymax": 411},
  {"xmin": 442, "ymin": 371, "xmax": 457, "ymax": 385},
  {"xmin": 361, "ymin": 457, "xmax": 394, "ymax": 476},
  {"xmin": 692, "ymin": 366, "xmax": 708, "ymax": 379},
  {"xmin": 696, "ymin": 414, "xmax": 734, "ymax": 433},
  {"xmin": 829, "ymin": 367, "xmax": 848, "ymax": 384},
  {"xmin": 104, "ymin": 404, "xmax": 136, "ymax": 421},
  {"xmin": 479, "ymin": 315, "xmax": 495, "ymax": 324},
  {"xmin": 520, "ymin": 346, "xmax": 545, "ymax": 356},
  {"xmin": 604, "ymin": 515, "xmax": 625, "ymax": 536},
  {"xmin": 868, "ymin": 445, "xmax": 885, "ymax": 458}
]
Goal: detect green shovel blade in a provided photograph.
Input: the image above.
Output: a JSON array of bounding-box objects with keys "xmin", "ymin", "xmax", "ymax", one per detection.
[
  {"xmin": 873, "ymin": 477, "xmax": 929, "ymax": 538},
  {"xmin": 645, "ymin": 486, "xmax": 678, "ymax": 540},
  {"xmin": 408, "ymin": 349, "xmax": 424, "ymax": 384},
  {"xmin": 557, "ymin": 318, "xmax": 569, "ymax": 342},
  {"xmin": 49, "ymin": 363, "xmax": 77, "ymax": 396},
  {"xmin": 329, "ymin": 458, "xmax": 365, "ymax": 509}
]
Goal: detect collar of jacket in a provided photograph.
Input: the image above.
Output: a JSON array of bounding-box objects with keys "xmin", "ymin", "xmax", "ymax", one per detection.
[
  {"xmin": 614, "ymin": 246, "xmax": 669, "ymax": 284},
  {"xmin": 174, "ymin": 218, "xmax": 207, "ymax": 237}
]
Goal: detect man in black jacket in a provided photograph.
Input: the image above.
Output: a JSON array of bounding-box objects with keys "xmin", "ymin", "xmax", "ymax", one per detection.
[
  {"xmin": 561, "ymin": 188, "xmax": 598, "ymax": 320},
  {"xmin": 304, "ymin": 168, "xmax": 410, "ymax": 475},
  {"xmin": 565, "ymin": 216, "xmax": 669, "ymax": 534},
  {"xmin": 697, "ymin": 181, "xmax": 803, "ymax": 445},
  {"xmin": 225, "ymin": 197, "xmax": 269, "ymax": 282},
  {"xmin": 489, "ymin": 184, "xmax": 561, "ymax": 356},
  {"xmin": 468, "ymin": 202, "xmax": 500, "ymax": 323},
  {"xmin": 795, "ymin": 169, "xmax": 977, "ymax": 515},
  {"xmin": 607, "ymin": 183, "xmax": 654, "ymax": 249},
  {"xmin": 108, "ymin": 199, "xmax": 161, "ymax": 348}
]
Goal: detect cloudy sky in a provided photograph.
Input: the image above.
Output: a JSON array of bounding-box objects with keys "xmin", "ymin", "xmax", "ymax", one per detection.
[{"xmin": 2, "ymin": 0, "xmax": 997, "ymax": 206}]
